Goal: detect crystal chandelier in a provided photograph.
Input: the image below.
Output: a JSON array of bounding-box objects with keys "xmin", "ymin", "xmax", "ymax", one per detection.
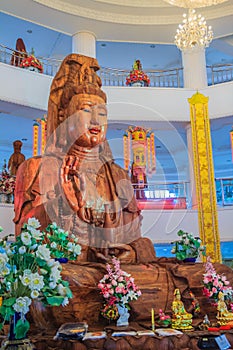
[
  {"xmin": 174, "ymin": 8, "xmax": 213, "ymax": 50},
  {"xmin": 163, "ymin": 0, "xmax": 228, "ymax": 8}
]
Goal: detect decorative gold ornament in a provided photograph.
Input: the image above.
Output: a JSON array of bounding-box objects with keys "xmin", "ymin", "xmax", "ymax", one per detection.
[{"xmin": 188, "ymin": 92, "xmax": 221, "ymax": 263}]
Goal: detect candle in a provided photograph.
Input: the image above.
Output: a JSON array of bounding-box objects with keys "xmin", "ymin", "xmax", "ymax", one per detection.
[{"xmin": 151, "ymin": 308, "xmax": 155, "ymax": 331}]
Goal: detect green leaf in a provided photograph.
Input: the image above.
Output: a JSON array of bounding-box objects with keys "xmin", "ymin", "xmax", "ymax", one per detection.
[
  {"xmin": 3, "ymin": 297, "xmax": 16, "ymax": 307},
  {"xmin": 15, "ymin": 318, "xmax": 30, "ymax": 339},
  {"xmin": 0, "ymin": 306, "xmax": 15, "ymax": 321},
  {"xmin": 65, "ymin": 287, "xmax": 73, "ymax": 299},
  {"xmin": 46, "ymin": 296, "xmax": 64, "ymax": 306}
]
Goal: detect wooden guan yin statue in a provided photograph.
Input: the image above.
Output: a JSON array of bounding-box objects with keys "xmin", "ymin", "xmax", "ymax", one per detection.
[
  {"xmin": 14, "ymin": 54, "xmax": 233, "ymax": 330},
  {"xmin": 14, "ymin": 54, "xmax": 155, "ymax": 264}
]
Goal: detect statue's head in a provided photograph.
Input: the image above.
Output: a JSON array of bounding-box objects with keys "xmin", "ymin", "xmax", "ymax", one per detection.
[
  {"xmin": 174, "ymin": 288, "xmax": 181, "ymax": 299},
  {"xmin": 46, "ymin": 54, "xmax": 108, "ymax": 151},
  {"xmin": 13, "ymin": 140, "xmax": 23, "ymax": 153}
]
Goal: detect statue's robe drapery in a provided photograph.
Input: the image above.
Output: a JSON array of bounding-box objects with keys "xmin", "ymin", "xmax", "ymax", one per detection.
[{"xmin": 14, "ymin": 150, "xmax": 156, "ymax": 263}]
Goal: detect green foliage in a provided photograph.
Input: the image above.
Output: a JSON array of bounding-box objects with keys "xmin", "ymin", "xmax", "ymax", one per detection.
[{"xmin": 171, "ymin": 229, "xmax": 206, "ymax": 260}]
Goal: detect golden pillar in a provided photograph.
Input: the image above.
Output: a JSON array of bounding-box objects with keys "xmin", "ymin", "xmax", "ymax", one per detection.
[{"xmin": 188, "ymin": 92, "xmax": 221, "ymax": 262}]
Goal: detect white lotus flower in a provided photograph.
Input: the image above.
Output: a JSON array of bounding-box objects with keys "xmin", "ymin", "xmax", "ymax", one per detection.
[
  {"xmin": 19, "ymin": 246, "xmax": 26, "ymax": 254},
  {"xmin": 21, "ymin": 232, "xmax": 32, "ymax": 246},
  {"xmin": 36, "ymin": 245, "xmax": 51, "ymax": 261},
  {"xmin": 29, "ymin": 272, "xmax": 44, "ymax": 290},
  {"xmin": 27, "ymin": 218, "xmax": 41, "ymax": 229},
  {"xmin": 13, "ymin": 296, "xmax": 32, "ymax": 315},
  {"xmin": 31, "ymin": 290, "xmax": 40, "ymax": 299}
]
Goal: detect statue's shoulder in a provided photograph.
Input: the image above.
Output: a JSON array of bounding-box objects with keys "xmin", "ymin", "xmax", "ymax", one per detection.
[
  {"xmin": 17, "ymin": 155, "xmax": 42, "ymax": 176},
  {"xmin": 18, "ymin": 154, "xmax": 61, "ymax": 173}
]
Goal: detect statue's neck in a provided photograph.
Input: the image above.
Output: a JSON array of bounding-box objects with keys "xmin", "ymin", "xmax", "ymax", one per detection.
[{"xmin": 68, "ymin": 144, "xmax": 100, "ymax": 162}]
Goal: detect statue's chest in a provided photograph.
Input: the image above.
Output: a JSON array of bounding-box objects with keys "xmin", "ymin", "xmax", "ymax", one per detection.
[{"xmin": 81, "ymin": 161, "xmax": 110, "ymax": 210}]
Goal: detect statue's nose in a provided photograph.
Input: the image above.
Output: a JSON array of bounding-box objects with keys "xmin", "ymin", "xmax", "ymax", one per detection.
[{"xmin": 90, "ymin": 108, "xmax": 99, "ymax": 125}]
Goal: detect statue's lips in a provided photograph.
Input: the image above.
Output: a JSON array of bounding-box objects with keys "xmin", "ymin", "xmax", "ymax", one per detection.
[{"xmin": 89, "ymin": 127, "xmax": 100, "ymax": 135}]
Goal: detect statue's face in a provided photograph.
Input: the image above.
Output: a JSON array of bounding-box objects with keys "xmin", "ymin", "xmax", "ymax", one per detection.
[{"xmin": 67, "ymin": 94, "xmax": 107, "ymax": 148}]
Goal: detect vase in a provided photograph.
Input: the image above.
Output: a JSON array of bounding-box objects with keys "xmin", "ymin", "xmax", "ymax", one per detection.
[
  {"xmin": 55, "ymin": 257, "xmax": 68, "ymax": 263},
  {"xmin": 116, "ymin": 303, "xmax": 130, "ymax": 327},
  {"xmin": 24, "ymin": 67, "xmax": 40, "ymax": 73},
  {"xmin": 183, "ymin": 257, "xmax": 196, "ymax": 263},
  {"xmin": 130, "ymin": 81, "xmax": 144, "ymax": 87},
  {"xmin": 1, "ymin": 313, "xmax": 36, "ymax": 349},
  {"xmin": 1, "ymin": 338, "xmax": 36, "ymax": 350}
]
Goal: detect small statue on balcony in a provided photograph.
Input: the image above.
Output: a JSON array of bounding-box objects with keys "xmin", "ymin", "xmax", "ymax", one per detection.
[
  {"xmin": 8, "ymin": 140, "xmax": 25, "ymax": 176},
  {"xmin": 10, "ymin": 38, "xmax": 27, "ymax": 67}
]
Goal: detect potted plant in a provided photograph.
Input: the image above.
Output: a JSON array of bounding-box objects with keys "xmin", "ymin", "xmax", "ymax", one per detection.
[
  {"xmin": 0, "ymin": 217, "xmax": 81, "ymax": 344},
  {"xmin": 126, "ymin": 59, "xmax": 150, "ymax": 87},
  {"xmin": 203, "ymin": 256, "xmax": 233, "ymax": 305},
  {"xmin": 0, "ymin": 160, "xmax": 15, "ymax": 203},
  {"xmin": 98, "ymin": 256, "xmax": 141, "ymax": 326},
  {"xmin": 171, "ymin": 229, "xmax": 206, "ymax": 262},
  {"xmin": 20, "ymin": 49, "xmax": 43, "ymax": 73},
  {"xmin": 157, "ymin": 309, "xmax": 171, "ymax": 327}
]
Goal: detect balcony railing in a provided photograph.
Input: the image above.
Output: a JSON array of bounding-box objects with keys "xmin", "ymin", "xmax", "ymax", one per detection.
[
  {"xmin": 1, "ymin": 43, "xmax": 232, "ymax": 87},
  {"xmin": 216, "ymin": 177, "xmax": 233, "ymax": 206},
  {"xmin": 207, "ymin": 64, "xmax": 233, "ymax": 85},
  {"xmin": 99, "ymin": 66, "xmax": 183, "ymax": 87},
  {"xmin": 132, "ymin": 177, "xmax": 233, "ymax": 209}
]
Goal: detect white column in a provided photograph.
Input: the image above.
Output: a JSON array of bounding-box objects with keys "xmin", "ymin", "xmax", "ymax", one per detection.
[
  {"xmin": 186, "ymin": 123, "xmax": 198, "ymax": 209},
  {"xmin": 72, "ymin": 31, "xmax": 96, "ymax": 58},
  {"xmin": 182, "ymin": 47, "xmax": 207, "ymax": 89}
]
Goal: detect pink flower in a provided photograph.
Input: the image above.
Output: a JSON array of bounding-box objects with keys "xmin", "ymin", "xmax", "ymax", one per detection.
[
  {"xmin": 109, "ymin": 296, "xmax": 117, "ymax": 305},
  {"xmin": 98, "ymin": 257, "xmax": 141, "ymax": 310},
  {"xmin": 213, "ymin": 279, "xmax": 219, "ymax": 287},
  {"xmin": 203, "ymin": 277, "xmax": 210, "ymax": 284},
  {"xmin": 212, "ymin": 287, "xmax": 217, "ymax": 294}
]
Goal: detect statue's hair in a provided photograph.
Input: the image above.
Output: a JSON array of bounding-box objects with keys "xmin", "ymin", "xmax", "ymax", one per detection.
[{"xmin": 174, "ymin": 288, "xmax": 180, "ymax": 296}]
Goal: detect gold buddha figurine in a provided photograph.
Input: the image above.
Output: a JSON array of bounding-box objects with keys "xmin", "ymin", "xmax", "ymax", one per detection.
[
  {"xmin": 171, "ymin": 289, "xmax": 193, "ymax": 330},
  {"xmin": 216, "ymin": 291, "xmax": 233, "ymax": 326}
]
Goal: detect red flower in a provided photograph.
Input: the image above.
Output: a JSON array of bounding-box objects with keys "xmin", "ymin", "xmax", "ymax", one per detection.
[
  {"xmin": 126, "ymin": 67, "xmax": 150, "ymax": 86},
  {"xmin": 20, "ymin": 55, "xmax": 43, "ymax": 73}
]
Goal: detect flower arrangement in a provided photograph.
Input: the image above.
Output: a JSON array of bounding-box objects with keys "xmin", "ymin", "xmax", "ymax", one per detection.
[
  {"xmin": 203, "ymin": 256, "xmax": 233, "ymax": 305},
  {"xmin": 171, "ymin": 229, "xmax": 206, "ymax": 261},
  {"xmin": 44, "ymin": 222, "xmax": 81, "ymax": 261},
  {"xmin": 126, "ymin": 59, "xmax": 150, "ymax": 86},
  {"xmin": 0, "ymin": 218, "xmax": 81, "ymax": 340},
  {"xmin": 157, "ymin": 309, "xmax": 171, "ymax": 327},
  {"xmin": 0, "ymin": 160, "xmax": 16, "ymax": 195},
  {"xmin": 20, "ymin": 50, "xmax": 43, "ymax": 73},
  {"xmin": 98, "ymin": 256, "xmax": 141, "ymax": 320}
]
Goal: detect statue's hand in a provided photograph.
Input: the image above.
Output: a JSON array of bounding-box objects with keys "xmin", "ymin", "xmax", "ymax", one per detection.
[{"xmin": 60, "ymin": 156, "xmax": 85, "ymax": 212}]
